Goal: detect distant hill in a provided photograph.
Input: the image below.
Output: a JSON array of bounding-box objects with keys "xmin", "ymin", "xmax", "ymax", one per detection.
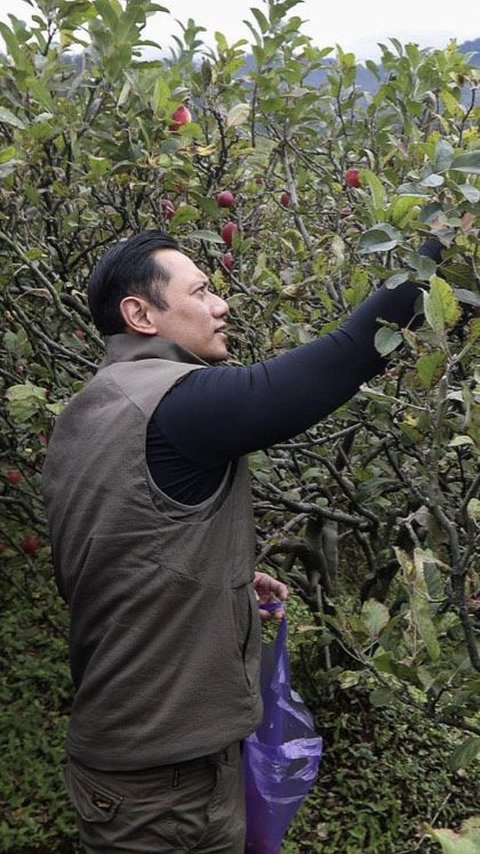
[{"xmin": 460, "ymin": 38, "xmax": 480, "ymax": 63}]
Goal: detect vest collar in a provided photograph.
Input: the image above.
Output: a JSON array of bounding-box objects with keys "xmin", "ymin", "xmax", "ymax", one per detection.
[{"xmin": 100, "ymin": 334, "xmax": 209, "ymax": 369}]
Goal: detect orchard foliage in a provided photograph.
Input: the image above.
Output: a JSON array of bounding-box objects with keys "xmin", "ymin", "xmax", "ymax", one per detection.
[{"xmin": 1, "ymin": 0, "xmax": 480, "ymax": 849}]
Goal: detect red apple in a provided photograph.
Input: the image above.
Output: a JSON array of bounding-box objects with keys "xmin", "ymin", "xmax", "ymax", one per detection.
[
  {"xmin": 161, "ymin": 199, "xmax": 176, "ymax": 220},
  {"xmin": 217, "ymin": 190, "xmax": 235, "ymax": 208},
  {"xmin": 73, "ymin": 329, "xmax": 85, "ymax": 340},
  {"xmin": 7, "ymin": 469, "xmax": 21, "ymax": 486},
  {"xmin": 344, "ymin": 168, "xmax": 361, "ymax": 188},
  {"xmin": 22, "ymin": 535, "xmax": 39, "ymax": 555},
  {"xmin": 280, "ymin": 191, "xmax": 291, "ymax": 208},
  {"xmin": 221, "ymin": 222, "xmax": 238, "ymax": 247},
  {"xmin": 222, "ymin": 251, "xmax": 234, "ymax": 271},
  {"xmin": 169, "ymin": 104, "xmax": 192, "ymax": 132}
]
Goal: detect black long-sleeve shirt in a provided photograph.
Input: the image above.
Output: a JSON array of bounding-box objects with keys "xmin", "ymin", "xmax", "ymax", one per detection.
[{"xmin": 146, "ymin": 247, "xmax": 440, "ymax": 504}]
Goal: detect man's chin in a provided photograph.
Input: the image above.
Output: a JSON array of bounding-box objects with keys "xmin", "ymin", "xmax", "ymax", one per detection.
[{"xmin": 206, "ymin": 346, "xmax": 229, "ymax": 364}]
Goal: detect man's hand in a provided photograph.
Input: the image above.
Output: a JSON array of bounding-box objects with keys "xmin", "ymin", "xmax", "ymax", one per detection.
[{"xmin": 254, "ymin": 571, "xmax": 289, "ymax": 621}]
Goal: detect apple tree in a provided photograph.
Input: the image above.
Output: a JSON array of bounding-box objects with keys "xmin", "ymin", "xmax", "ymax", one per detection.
[{"xmin": 1, "ymin": 0, "xmax": 480, "ymax": 849}]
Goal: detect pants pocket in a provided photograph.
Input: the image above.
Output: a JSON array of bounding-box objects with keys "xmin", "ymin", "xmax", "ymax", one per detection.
[
  {"xmin": 64, "ymin": 760, "xmax": 124, "ymax": 824},
  {"xmin": 194, "ymin": 744, "xmax": 246, "ymax": 853}
]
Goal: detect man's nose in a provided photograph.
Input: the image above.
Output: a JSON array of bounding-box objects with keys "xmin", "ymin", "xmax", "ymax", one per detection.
[{"xmin": 212, "ymin": 293, "xmax": 229, "ymax": 315}]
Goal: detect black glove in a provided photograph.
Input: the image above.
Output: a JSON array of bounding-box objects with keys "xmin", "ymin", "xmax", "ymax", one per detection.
[{"xmin": 418, "ymin": 237, "xmax": 443, "ymax": 264}]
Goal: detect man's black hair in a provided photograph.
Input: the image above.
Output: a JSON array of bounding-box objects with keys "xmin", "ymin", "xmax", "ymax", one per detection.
[{"xmin": 87, "ymin": 230, "xmax": 180, "ymax": 335}]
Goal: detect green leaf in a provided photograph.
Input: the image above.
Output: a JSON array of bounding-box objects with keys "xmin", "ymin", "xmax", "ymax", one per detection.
[
  {"xmin": 423, "ymin": 560, "xmax": 443, "ymax": 601},
  {"xmin": 441, "ymin": 88, "xmax": 462, "ymax": 115},
  {"xmin": 117, "ymin": 78, "xmax": 131, "ymax": 107},
  {"xmin": 374, "ymin": 651, "xmax": 421, "ymax": 685},
  {"xmin": 188, "ymin": 229, "xmax": 225, "ymax": 243},
  {"xmin": 214, "ymin": 30, "xmax": 229, "ymax": 52},
  {"xmin": 0, "ymin": 145, "xmax": 17, "ymax": 164},
  {"xmin": 170, "ymin": 204, "xmax": 199, "ymax": 225},
  {"xmin": 455, "ymin": 288, "xmax": 480, "ymax": 308},
  {"xmin": 398, "ymin": 547, "xmax": 441, "ymax": 660},
  {"xmin": 331, "ymin": 235, "xmax": 345, "ymax": 268},
  {"xmin": 467, "ymin": 499, "xmax": 480, "ymax": 521},
  {"xmin": 448, "ymin": 435, "xmax": 474, "ymax": 447},
  {"xmin": 457, "ymin": 183, "xmax": 480, "ymax": 203},
  {"xmin": 416, "ymin": 351, "xmax": 446, "ymax": 388},
  {"xmin": 361, "ymin": 599, "xmax": 390, "ymax": 638},
  {"xmin": 94, "ymin": 0, "xmax": 122, "ymax": 29},
  {"xmin": 369, "ymin": 688, "xmax": 396, "ymax": 708},
  {"xmin": 374, "ymin": 327, "xmax": 403, "ymax": 356},
  {"xmin": 0, "ymin": 22, "xmax": 21, "ymax": 63},
  {"xmin": 361, "ymin": 168, "xmax": 386, "ymax": 211},
  {"xmin": 25, "ymin": 77, "xmax": 53, "ymax": 110},
  {"xmin": 250, "ymin": 7, "xmax": 269, "ymax": 33},
  {"xmin": 396, "ymin": 181, "xmax": 429, "ymax": 197},
  {"xmin": 3, "ymin": 330, "xmax": 32, "ymax": 358},
  {"xmin": 194, "ymin": 196, "xmax": 222, "ymax": 218},
  {"xmin": 412, "ymin": 548, "xmax": 441, "ymax": 660},
  {"xmin": 384, "ymin": 271, "xmax": 409, "ymax": 289},
  {"xmin": 46, "ymin": 401, "xmax": 66, "ymax": 415},
  {"xmin": 0, "ymin": 107, "xmax": 26, "ymax": 129},
  {"xmin": 5, "ymin": 382, "xmax": 48, "ymax": 422},
  {"xmin": 420, "ymin": 173, "xmax": 444, "ymax": 188},
  {"xmin": 435, "ymin": 138, "xmax": 455, "ymax": 172},
  {"xmin": 358, "ymin": 224, "xmax": 402, "ymax": 254},
  {"xmin": 411, "ymin": 588, "xmax": 440, "ymax": 660},
  {"xmin": 408, "ymin": 253, "xmax": 437, "ymax": 281},
  {"xmin": 151, "ymin": 78, "xmax": 170, "ymax": 113},
  {"xmin": 424, "ymin": 275, "xmax": 462, "ymax": 333},
  {"xmin": 87, "ymin": 155, "xmax": 109, "ymax": 177},
  {"xmin": 389, "ymin": 196, "xmax": 421, "ymax": 227},
  {"xmin": 226, "ymin": 103, "xmax": 251, "ymax": 128},
  {"xmin": 0, "ymin": 159, "xmax": 18, "ymax": 179},
  {"xmin": 468, "ymin": 319, "xmax": 480, "ymax": 345},
  {"xmin": 450, "ymin": 151, "xmax": 480, "ymax": 175},
  {"xmin": 338, "ymin": 670, "xmax": 362, "ymax": 689},
  {"xmin": 419, "ymin": 202, "xmax": 444, "ymax": 223},
  {"xmin": 425, "ymin": 818, "xmax": 480, "ymax": 854}
]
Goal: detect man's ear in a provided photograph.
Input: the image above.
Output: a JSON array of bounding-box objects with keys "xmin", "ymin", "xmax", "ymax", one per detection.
[{"xmin": 119, "ymin": 296, "xmax": 158, "ymax": 335}]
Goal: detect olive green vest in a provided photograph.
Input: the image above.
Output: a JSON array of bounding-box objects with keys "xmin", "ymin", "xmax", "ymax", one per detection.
[{"xmin": 42, "ymin": 334, "xmax": 262, "ymax": 771}]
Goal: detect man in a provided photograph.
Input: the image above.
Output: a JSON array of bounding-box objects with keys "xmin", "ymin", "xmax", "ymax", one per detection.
[{"xmin": 42, "ymin": 230, "xmax": 440, "ymax": 852}]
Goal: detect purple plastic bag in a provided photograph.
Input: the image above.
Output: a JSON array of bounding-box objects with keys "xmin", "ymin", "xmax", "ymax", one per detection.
[{"xmin": 243, "ymin": 612, "xmax": 323, "ymax": 854}]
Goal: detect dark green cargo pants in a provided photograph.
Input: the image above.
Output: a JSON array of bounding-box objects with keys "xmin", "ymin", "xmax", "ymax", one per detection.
[{"xmin": 64, "ymin": 742, "xmax": 245, "ymax": 853}]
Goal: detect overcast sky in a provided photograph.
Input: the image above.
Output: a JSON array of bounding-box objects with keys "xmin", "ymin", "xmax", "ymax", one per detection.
[{"xmin": 1, "ymin": 0, "xmax": 479, "ymax": 60}]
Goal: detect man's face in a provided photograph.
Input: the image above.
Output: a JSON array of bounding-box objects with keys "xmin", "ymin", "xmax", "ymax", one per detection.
[{"xmin": 149, "ymin": 249, "xmax": 230, "ymax": 363}]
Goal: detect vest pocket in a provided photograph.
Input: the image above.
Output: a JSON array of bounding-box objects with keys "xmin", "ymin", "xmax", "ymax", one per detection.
[{"xmin": 233, "ymin": 584, "xmax": 261, "ymax": 695}]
